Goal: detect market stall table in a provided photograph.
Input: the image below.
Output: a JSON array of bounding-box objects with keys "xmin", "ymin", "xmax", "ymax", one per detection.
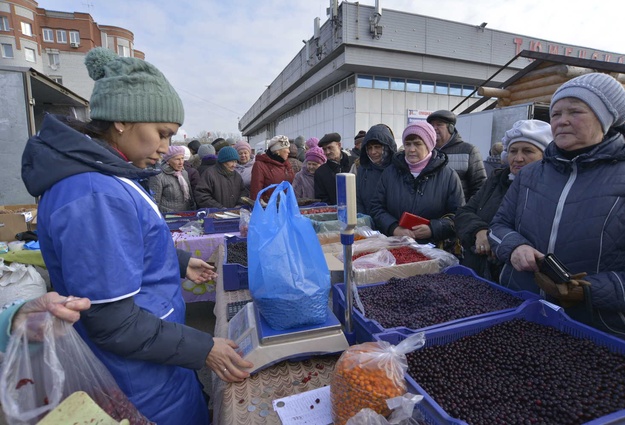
[
  {"xmin": 172, "ymin": 231, "xmax": 239, "ymax": 303},
  {"xmin": 211, "ymin": 245, "xmax": 339, "ymax": 424}
]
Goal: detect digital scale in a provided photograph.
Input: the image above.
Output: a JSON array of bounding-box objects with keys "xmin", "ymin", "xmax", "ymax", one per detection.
[{"xmin": 227, "ymin": 174, "xmax": 357, "ymax": 373}]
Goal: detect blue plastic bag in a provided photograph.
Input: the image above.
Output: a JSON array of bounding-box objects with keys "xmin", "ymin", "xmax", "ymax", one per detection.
[{"xmin": 248, "ymin": 181, "xmax": 330, "ymax": 330}]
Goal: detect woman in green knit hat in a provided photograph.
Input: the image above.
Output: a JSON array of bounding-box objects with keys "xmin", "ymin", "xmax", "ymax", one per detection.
[{"xmin": 21, "ymin": 47, "xmax": 252, "ymax": 424}]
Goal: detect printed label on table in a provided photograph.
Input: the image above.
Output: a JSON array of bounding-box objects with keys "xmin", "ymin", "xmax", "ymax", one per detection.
[{"xmin": 272, "ymin": 386, "xmax": 332, "ymax": 425}]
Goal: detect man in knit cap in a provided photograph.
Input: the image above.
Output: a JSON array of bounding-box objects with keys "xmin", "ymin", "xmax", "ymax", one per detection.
[
  {"xmin": 212, "ymin": 137, "xmax": 229, "ymax": 153},
  {"xmin": 489, "ymin": 73, "xmax": 625, "ymax": 338},
  {"xmin": 293, "ymin": 135, "xmax": 306, "ymax": 162},
  {"xmin": 197, "ymin": 143, "xmax": 217, "ymax": 177}
]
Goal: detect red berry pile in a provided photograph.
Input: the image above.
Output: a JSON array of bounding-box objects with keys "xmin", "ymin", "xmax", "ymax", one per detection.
[{"xmin": 352, "ymin": 246, "xmax": 430, "ymax": 265}]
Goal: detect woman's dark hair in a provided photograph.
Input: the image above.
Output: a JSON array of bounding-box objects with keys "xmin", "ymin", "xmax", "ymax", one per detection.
[{"xmin": 63, "ymin": 116, "xmax": 115, "ymax": 140}]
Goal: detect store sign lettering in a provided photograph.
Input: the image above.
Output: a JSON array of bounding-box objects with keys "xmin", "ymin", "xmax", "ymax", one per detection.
[{"xmin": 513, "ymin": 38, "xmax": 625, "ymax": 64}]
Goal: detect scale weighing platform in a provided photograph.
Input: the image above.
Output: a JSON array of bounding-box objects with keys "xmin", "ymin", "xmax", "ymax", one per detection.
[{"xmin": 228, "ymin": 302, "xmax": 349, "ymax": 374}]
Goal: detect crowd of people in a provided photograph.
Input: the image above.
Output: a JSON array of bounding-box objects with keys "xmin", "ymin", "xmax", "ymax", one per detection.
[{"xmin": 4, "ymin": 44, "xmax": 625, "ymax": 425}]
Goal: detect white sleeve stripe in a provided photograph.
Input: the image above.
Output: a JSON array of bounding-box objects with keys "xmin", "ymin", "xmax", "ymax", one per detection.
[
  {"xmin": 89, "ymin": 288, "xmax": 141, "ymax": 304},
  {"xmin": 115, "ymin": 176, "xmax": 162, "ymax": 218}
]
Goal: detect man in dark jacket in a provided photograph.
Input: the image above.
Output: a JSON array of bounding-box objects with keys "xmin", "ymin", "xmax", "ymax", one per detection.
[
  {"xmin": 427, "ymin": 110, "xmax": 487, "ymax": 201},
  {"xmin": 314, "ymin": 132, "xmax": 351, "ymax": 205}
]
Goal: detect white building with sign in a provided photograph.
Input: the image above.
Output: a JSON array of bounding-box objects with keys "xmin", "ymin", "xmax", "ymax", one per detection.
[{"xmin": 238, "ymin": 1, "xmax": 624, "ymax": 150}]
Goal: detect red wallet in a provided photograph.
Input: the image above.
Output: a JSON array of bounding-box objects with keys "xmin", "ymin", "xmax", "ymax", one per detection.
[{"xmin": 399, "ymin": 212, "xmax": 430, "ymax": 228}]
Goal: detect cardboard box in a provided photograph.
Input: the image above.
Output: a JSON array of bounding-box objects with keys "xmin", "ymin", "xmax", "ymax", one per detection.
[{"xmin": 0, "ymin": 204, "xmax": 37, "ymax": 241}]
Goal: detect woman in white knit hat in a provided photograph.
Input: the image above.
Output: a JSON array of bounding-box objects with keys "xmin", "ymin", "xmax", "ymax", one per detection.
[
  {"xmin": 455, "ymin": 119, "xmax": 551, "ymax": 282},
  {"xmin": 489, "ymin": 73, "xmax": 625, "ymax": 338},
  {"xmin": 250, "ymin": 135, "xmax": 295, "ymax": 202}
]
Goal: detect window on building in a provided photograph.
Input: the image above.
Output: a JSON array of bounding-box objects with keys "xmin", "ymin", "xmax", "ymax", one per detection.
[
  {"xmin": 406, "ymin": 79, "xmax": 420, "ymax": 92},
  {"xmin": 421, "ymin": 81, "xmax": 435, "ymax": 93},
  {"xmin": 373, "ymin": 76, "xmax": 389, "ymax": 90},
  {"xmin": 357, "ymin": 74, "xmax": 373, "ymax": 88},
  {"xmin": 24, "ymin": 47, "xmax": 36, "ymax": 62},
  {"xmin": 0, "ymin": 16, "xmax": 9, "ymax": 31},
  {"xmin": 449, "ymin": 84, "xmax": 462, "ymax": 96},
  {"xmin": 462, "ymin": 85, "xmax": 476, "ymax": 97},
  {"xmin": 1, "ymin": 43, "xmax": 14, "ymax": 58},
  {"xmin": 69, "ymin": 31, "xmax": 80, "ymax": 44},
  {"xmin": 50, "ymin": 76, "xmax": 63, "ymax": 85},
  {"xmin": 390, "ymin": 78, "xmax": 405, "ymax": 91},
  {"xmin": 48, "ymin": 52, "xmax": 60, "ymax": 67},
  {"xmin": 118, "ymin": 45, "xmax": 129, "ymax": 57},
  {"xmin": 21, "ymin": 22, "xmax": 33, "ymax": 36},
  {"xmin": 56, "ymin": 30, "xmax": 67, "ymax": 43},
  {"xmin": 42, "ymin": 28, "xmax": 54, "ymax": 42},
  {"xmin": 435, "ymin": 83, "xmax": 449, "ymax": 95}
]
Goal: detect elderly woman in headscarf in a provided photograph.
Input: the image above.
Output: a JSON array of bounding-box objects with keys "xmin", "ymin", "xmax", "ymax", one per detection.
[
  {"xmin": 234, "ymin": 140, "xmax": 254, "ymax": 191},
  {"xmin": 353, "ymin": 124, "xmax": 397, "ymax": 215},
  {"xmin": 454, "ymin": 120, "xmax": 551, "ymax": 281},
  {"xmin": 250, "ymin": 135, "xmax": 295, "ymax": 202},
  {"xmin": 150, "ymin": 145, "xmax": 196, "ymax": 212},
  {"xmin": 489, "ymin": 73, "xmax": 625, "ymax": 338},
  {"xmin": 369, "ymin": 121, "xmax": 464, "ymax": 246}
]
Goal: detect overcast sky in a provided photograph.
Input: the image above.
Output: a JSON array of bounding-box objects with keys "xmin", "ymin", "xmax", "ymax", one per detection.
[{"xmin": 40, "ymin": 0, "xmax": 624, "ymax": 140}]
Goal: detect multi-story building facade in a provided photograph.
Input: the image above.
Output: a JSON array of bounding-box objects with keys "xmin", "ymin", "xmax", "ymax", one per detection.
[
  {"xmin": 239, "ymin": 1, "xmax": 625, "ymax": 150},
  {"xmin": 0, "ymin": 0, "xmax": 142, "ymax": 100}
]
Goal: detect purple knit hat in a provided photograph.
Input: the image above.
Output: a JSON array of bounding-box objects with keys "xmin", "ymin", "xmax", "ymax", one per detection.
[
  {"xmin": 305, "ymin": 146, "xmax": 326, "ymax": 164},
  {"xmin": 305, "ymin": 137, "xmax": 319, "ymax": 149},
  {"xmin": 163, "ymin": 145, "xmax": 185, "ymax": 162},
  {"xmin": 234, "ymin": 140, "xmax": 251, "ymax": 153},
  {"xmin": 402, "ymin": 121, "xmax": 437, "ymax": 152}
]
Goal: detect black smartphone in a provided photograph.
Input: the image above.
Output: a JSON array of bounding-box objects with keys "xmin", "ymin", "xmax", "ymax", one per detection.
[{"xmin": 539, "ymin": 253, "xmax": 571, "ymax": 284}]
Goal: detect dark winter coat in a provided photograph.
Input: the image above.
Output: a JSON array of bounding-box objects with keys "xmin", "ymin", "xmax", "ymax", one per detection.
[
  {"xmin": 250, "ymin": 152, "xmax": 295, "ymax": 202},
  {"xmin": 369, "ymin": 150, "xmax": 465, "ymax": 244},
  {"xmin": 439, "ymin": 131, "xmax": 487, "ymax": 201},
  {"xmin": 197, "ymin": 155, "xmax": 217, "ymax": 177},
  {"xmin": 489, "ymin": 131, "xmax": 625, "ymax": 338},
  {"xmin": 356, "ymin": 125, "xmax": 398, "ymax": 215},
  {"xmin": 314, "ymin": 151, "xmax": 352, "ymax": 205},
  {"xmin": 194, "ymin": 163, "xmax": 248, "ymax": 208},
  {"xmin": 455, "ymin": 167, "xmax": 512, "ymax": 281},
  {"xmin": 184, "ymin": 161, "xmax": 200, "ymax": 192}
]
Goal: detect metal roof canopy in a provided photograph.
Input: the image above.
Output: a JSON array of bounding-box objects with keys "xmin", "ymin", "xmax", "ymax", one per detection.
[{"xmin": 455, "ymin": 50, "xmax": 625, "ymax": 115}]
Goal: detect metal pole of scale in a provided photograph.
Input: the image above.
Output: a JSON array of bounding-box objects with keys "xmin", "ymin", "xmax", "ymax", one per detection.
[{"xmin": 336, "ymin": 173, "xmax": 357, "ymax": 344}]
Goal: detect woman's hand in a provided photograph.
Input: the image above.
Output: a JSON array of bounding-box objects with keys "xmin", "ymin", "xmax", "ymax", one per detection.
[
  {"xmin": 11, "ymin": 292, "xmax": 91, "ymax": 333},
  {"xmin": 186, "ymin": 257, "xmax": 218, "ymax": 283},
  {"xmin": 393, "ymin": 226, "xmax": 415, "ymax": 239},
  {"xmin": 510, "ymin": 245, "xmax": 543, "ymax": 272},
  {"xmin": 411, "ymin": 224, "xmax": 432, "ymax": 240},
  {"xmin": 474, "ymin": 229, "xmax": 491, "ymax": 256},
  {"xmin": 206, "ymin": 337, "xmax": 254, "ymax": 382}
]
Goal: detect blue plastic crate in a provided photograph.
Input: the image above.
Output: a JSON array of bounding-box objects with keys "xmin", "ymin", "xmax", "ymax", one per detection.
[
  {"xmin": 223, "ymin": 236, "xmax": 248, "ymax": 291},
  {"xmin": 164, "ymin": 208, "xmax": 208, "ymax": 231},
  {"xmin": 202, "ymin": 207, "xmax": 249, "ymax": 235},
  {"xmin": 375, "ymin": 300, "xmax": 625, "ymax": 425},
  {"xmin": 333, "ymin": 265, "xmax": 539, "ymax": 343}
]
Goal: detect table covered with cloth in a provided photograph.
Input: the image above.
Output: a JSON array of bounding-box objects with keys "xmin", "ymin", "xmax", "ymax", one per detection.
[
  {"xmin": 211, "ymin": 244, "xmax": 339, "ymax": 424},
  {"xmin": 172, "ymin": 231, "xmax": 239, "ymax": 303}
]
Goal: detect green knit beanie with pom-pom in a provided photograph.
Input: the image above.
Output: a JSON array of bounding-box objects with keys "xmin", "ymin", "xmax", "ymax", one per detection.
[{"xmin": 84, "ymin": 47, "xmax": 184, "ymax": 125}]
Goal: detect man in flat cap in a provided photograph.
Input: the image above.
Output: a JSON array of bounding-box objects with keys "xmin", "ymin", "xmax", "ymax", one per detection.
[{"xmin": 314, "ymin": 132, "xmax": 351, "ymax": 205}]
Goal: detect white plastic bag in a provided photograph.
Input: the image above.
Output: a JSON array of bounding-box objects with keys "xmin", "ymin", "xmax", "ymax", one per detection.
[
  {"xmin": 345, "ymin": 394, "xmax": 424, "ymax": 425},
  {"xmin": 0, "ymin": 259, "xmax": 46, "ymax": 307}
]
